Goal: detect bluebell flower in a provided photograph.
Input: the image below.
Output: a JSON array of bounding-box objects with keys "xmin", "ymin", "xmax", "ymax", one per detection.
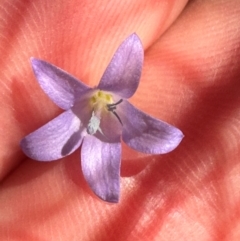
[{"xmin": 21, "ymin": 34, "xmax": 184, "ymax": 203}]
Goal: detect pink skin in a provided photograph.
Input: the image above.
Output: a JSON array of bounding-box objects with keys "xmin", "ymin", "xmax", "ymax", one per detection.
[{"xmin": 1, "ymin": 0, "xmax": 240, "ymax": 240}]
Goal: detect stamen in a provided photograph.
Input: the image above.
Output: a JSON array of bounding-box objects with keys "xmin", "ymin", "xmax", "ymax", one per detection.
[
  {"xmin": 107, "ymin": 99, "xmax": 123, "ymax": 108},
  {"xmin": 87, "ymin": 111, "xmax": 101, "ymax": 135},
  {"xmin": 106, "ymin": 99, "xmax": 123, "ymax": 125},
  {"xmin": 107, "ymin": 106, "xmax": 117, "ymax": 112},
  {"xmin": 112, "ymin": 110, "xmax": 123, "ymax": 125}
]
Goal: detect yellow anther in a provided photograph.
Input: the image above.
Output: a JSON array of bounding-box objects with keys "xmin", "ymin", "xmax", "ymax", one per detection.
[
  {"xmin": 106, "ymin": 94, "xmax": 112, "ymax": 101},
  {"xmin": 89, "ymin": 90, "xmax": 114, "ymax": 113},
  {"xmin": 98, "ymin": 91, "xmax": 103, "ymax": 97},
  {"xmin": 90, "ymin": 96, "xmax": 97, "ymax": 104}
]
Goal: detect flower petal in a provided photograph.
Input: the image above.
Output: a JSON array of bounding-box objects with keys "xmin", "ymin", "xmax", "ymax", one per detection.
[
  {"xmin": 81, "ymin": 135, "xmax": 121, "ymax": 203},
  {"xmin": 31, "ymin": 58, "xmax": 91, "ymax": 110},
  {"xmin": 98, "ymin": 109, "xmax": 122, "ymax": 142},
  {"xmin": 121, "ymin": 101, "xmax": 184, "ymax": 154},
  {"xmin": 20, "ymin": 110, "xmax": 83, "ymax": 161},
  {"xmin": 97, "ymin": 33, "xmax": 143, "ymax": 98}
]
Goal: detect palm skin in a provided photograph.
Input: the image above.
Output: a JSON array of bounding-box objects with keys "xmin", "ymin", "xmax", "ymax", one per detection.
[{"xmin": 0, "ymin": 0, "xmax": 240, "ymax": 240}]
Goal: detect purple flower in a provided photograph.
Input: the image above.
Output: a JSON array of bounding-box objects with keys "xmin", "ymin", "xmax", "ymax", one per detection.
[{"xmin": 20, "ymin": 34, "xmax": 184, "ymax": 203}]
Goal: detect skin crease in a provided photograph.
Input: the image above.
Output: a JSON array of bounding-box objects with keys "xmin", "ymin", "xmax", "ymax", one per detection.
[{"xmin": 0, "ymin": 0, "xmax": 240, "ymax": 240}]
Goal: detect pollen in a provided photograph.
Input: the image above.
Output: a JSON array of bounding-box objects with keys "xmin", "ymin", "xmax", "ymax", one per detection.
[{"xmin": 89, "ymin": 90, "xmax": 114, "ymax": 112}]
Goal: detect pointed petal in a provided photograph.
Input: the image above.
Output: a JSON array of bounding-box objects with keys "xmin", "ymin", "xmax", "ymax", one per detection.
[
  {"xmin": 31, "ymin": 58, "xmax": 91, "ymax": 110},
  {"xmin": 20, "ymin": 110, "xmax": 83, "ymax": 161},
  {"xmin": 97, "ymin": 33, "xmax": 143, "ymax": 98},
  {"xmin": 121, "ymin": 101, "xmax": 184, "ymax": 154},
  {"xmin": 81, "ymin": 135, "xmax": 121, "ymax": 203}
]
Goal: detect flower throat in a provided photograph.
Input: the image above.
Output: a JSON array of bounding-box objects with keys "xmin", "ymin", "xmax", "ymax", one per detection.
[{"xmin": 87, "ymin": 90, "xmax": 123, "ymax": 135}]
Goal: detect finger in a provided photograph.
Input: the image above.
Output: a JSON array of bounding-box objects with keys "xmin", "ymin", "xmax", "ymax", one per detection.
[
  {"xmin": 1, "ymin": 0, "xmax": 240, "ymax": 240},
  {"xmin": 130, "ymin": 0, "xmax": 240, "ymax": 239}
]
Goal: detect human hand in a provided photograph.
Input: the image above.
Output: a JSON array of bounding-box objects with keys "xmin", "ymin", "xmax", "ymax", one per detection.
[{"xmin": 0, "ymin": 0, "xmax": 239, "ymax": 240}]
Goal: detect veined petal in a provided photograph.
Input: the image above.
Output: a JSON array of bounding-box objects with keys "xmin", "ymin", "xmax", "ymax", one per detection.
[
  {"xmin": 121, "ymin": 101, "xmax": 184, "ymax": 154},
  {"xmin": 81, "ymin": 135, "xmax": 121, "ymax": 203},
  {"xmin": 20, "ymin": 110, "xmax": 83, "ymax": 161},
  {"xmin": 31, "ymin": 58, "xmax": 91, "ymax": 110},
  {"xmin": 97, "ymin": 33, "xmax": 143, "ymax": 98}
]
